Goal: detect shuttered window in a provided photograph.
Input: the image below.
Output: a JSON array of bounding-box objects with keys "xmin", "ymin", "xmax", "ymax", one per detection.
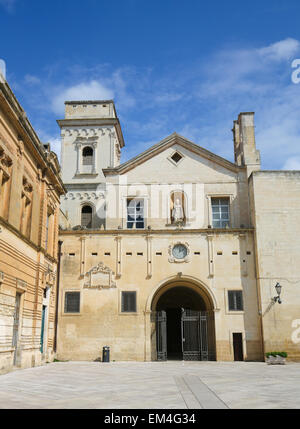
[
  {"xmin": 82, "ymin": 146, "xmax": 93, "ymax": 165},
  {"xmin": 64, "ymin": 292, "xmax": 80, "ymax": 313},
  {"xmin": 81, "ymin": 205, "xmax": 92, "ymax": 228},
  {"xmin": 121, "ymin": 291, "xmax": 137, "ymax": 312},
  {"xmin": 211, "ymin": 197, "xmax": 230, "ymax": 228},
  {"xmin": 228, "ymin": 290, "xmax": 243, "ymax": 311}
]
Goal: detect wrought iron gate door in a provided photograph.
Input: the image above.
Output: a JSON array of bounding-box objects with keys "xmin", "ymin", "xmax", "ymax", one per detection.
[
  {"xmin": 181, "ymin": 309, "xmax": 212, "ymax": 361},
  {"xmin": 156, "ymin": 310, "xmax": 167, "ymax": 361}
]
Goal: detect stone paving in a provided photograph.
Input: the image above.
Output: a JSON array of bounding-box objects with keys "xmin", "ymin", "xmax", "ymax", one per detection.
[{"xmin": 0, "ymin": 361, "xmax": 300, "ymax": 409}]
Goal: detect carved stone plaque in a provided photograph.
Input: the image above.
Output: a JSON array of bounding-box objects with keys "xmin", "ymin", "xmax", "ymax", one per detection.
[{"xmin": 84, "ymin": 262, "xmax": 116, "ymax": 290}]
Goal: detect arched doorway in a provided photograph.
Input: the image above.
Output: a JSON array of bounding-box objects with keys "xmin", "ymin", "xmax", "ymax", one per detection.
[{"xmin": 151, "ymin": 281, "xmax": 216, "ymax": 361}]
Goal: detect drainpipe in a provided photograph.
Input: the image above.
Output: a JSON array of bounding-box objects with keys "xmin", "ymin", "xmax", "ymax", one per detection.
[{"xmin": 53, "ymin": 240, "xmax": 63, "ymax": 353}]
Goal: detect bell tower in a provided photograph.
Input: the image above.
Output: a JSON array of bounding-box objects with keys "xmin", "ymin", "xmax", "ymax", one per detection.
[{"xmin": 57, "ymin": 100, "xmax": 125, "ymax": 229}]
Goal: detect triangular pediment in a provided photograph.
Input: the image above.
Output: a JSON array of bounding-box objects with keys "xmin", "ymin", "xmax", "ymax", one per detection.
[{"xmin": 103, "ymin": 133, "xmax": 242, "ymax": 176}]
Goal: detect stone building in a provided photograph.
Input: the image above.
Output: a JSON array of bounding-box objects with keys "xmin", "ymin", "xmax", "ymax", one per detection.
[
  {"xmin": 56, "ymin": 100, "xmax": 300, "ymax": 362},
  {"xmin": 0, "ymin": 79, "xmax": 65, "ymax": 374}
]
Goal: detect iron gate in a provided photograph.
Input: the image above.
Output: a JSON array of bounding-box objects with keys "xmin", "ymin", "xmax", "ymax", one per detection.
[
  {"xmin": 181, "ymin": 309, "xmax": 209, "ymax": 361},
  {"xmin": 156, "ymin": 310, "xmax": 167, "ymax": 361},
  {"xmin": 155, "ymin": 308, "xmax": 216, "ymax": 361}
]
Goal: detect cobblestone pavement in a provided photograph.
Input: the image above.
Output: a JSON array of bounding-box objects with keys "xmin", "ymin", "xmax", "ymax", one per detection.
[{"xmin": 0, "ymin": 361, "xmax": 300, "ymax": 409}]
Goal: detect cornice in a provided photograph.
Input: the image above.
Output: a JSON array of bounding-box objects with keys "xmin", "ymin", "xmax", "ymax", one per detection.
[
  {"xmin": 59, "ymin": 227, "xmax": 254, "ymax": 236},
  {"xmin": 103, "ymin": 133, "xmax": 243, "ymax": 176},
  {"xmin": 0, "ymin": 216, "xmax": 58, "ymax": 263},
  {"xmin": 0, "ymin": 82, "xmax": 65, "ymax": 195},
  {"xmin": 57, "ymin": 118, "xmax": 125, "ymax": 147}
]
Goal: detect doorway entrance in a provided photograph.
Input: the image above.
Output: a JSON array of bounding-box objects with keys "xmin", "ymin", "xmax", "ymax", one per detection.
[
  {"xmin": 233, "ymin": 333, "xmax": 243, "ymax": 361},
  {"xmin": 12, "ymin": 293, "xmax": 21, "ymax": 366},
  {"xmin": 153, "ymin": 285, "xmax": 216, "ymax": 361}
]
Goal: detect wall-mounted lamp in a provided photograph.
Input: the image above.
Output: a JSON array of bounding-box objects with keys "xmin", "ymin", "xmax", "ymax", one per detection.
[{"xmin": 273, "ymin": 282, "xmax": 282, "ymax": 304}]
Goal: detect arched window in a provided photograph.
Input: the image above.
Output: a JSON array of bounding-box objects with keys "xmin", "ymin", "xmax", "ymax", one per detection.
[
  {"xmin": 82, "ymin": 146, "xmax": 93, "ymax": 166},
  {"xmin": 81, "ymin": 205, "xmax": 92, "ymax": 228}
]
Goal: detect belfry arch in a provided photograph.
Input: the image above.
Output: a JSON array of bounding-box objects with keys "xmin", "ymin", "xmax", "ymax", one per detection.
[{"xmin": 148, "ymin": 276, "xmax": 217, "ymax": 361}]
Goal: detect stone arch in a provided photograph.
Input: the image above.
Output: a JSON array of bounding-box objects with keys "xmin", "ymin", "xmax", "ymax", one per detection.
[
  {"xmin": 80, "ymin": 202, "xmax": 95, "ymax": 229},
  {"xmin": 146, "ymin": 274, "xmax": 219, "ymax": 313}
]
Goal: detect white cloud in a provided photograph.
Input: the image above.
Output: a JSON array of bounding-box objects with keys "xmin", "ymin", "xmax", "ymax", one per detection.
[
  {"xmin": 18, "ymin": 38, "xmax": 300, "ymax": 170},
  {"xmin": 281, "ymin": 157, "xmax": 300, "ymax": 170},
  {"xmin": 258, "ymin": 38, "xmax": 300, "ymax": 62},
  {"xmin": 24, "ymin": 74, "xmax": 41, "ymax": 85},
  {"xmin": 51, "ymin": 80, "xmax": 114, "ymax": 115}
]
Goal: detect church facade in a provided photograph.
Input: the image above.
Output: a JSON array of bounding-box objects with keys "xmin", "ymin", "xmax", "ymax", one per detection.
[{"xmin": 56, "ymin": 101, "xmax": 300, "ymax": 363}]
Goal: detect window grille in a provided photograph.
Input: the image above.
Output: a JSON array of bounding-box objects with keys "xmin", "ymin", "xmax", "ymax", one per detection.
[
  {"xmin": 82, "ymin": 146, "xmax": 93, "ymax": 165},
  {"xmin": 228, "ymin": 291, "xmax": 243, "ymax": 311},
  {"xmin": 64, "ymin": 292, "xmax": 80, "ymax": 313},
  {"xmin": 81, "ymin": 205, "xmax": 92, "ymax": 228},
  {"xmin": 121, "ymin": 291, "xmax": 137, "ymax": 312}
]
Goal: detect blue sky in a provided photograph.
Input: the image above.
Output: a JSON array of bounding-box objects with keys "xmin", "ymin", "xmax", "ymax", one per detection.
[{"xmin": 1, "ymin": 0, "xmax": 300, "ymax": 169}]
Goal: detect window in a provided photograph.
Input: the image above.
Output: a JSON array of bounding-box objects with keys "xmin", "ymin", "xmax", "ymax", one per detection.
[
  {"xmin": 45, "ymin": 211, "xmax": 53, "ymax": 252},
  {"xmin": 0, "ymin": 146, "xmax": 12, "ymax": 220},
  {"xmin": 127, "ymin": 198, "xmax": 144, "ymax": 229},
  {"xmin": 228, "ymin": 291, "xmax": 243, "ymax": 311},
  {"xmin": 211, "ymin": 197, "xmax": 230, "ymax": 228},
  {"xmin": 171, "ymin": 152, "xmax": 182, "ymax": 164},
  {"xmin": 121, "ymin": 291, "xmax": 137, "ymax": 312},
  {"xmin": 82, "ymin": 146, "xmax": 93, "ymax": 166},
  {"xmin": 81, "ymin": 205, "xmax": 92, "ymax": 228},
  {"xmin": 64, "ymin": 292, "xmax": 80, "ymax": 313}
]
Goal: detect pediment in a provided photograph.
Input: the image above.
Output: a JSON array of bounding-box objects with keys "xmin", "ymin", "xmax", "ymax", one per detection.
[{"xmin": 103, "ymin": 133, "xmax": 242, "ymax": 177}]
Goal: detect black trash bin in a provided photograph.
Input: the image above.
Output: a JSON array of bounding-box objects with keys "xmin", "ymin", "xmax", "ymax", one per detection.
[{"xmin": 102, "ymin": 346, "xmax": 110, "ymax": 362}]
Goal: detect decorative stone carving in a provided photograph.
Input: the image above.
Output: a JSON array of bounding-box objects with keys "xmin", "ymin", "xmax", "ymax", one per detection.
[
  {"xmin": 22, "ymin": 177, "xmax": 33, "ymax": 194},
  {"xmin": 84, "ymin": 262, "xmax": 117, "ymax": 290},
  {"xmin": 172, "ymin": 198, "xmax": 184, "ymax": 223},
  {"xmin": 0, "ymin": 145, "xmax": 13, "ymax": 177},
  {"xmin": 64, "ymin": 191, "xmax": 104, "ymax": 201},
  {"xmin": 43, "ymin": 265, "xmax": 56, "ymax": 286},
  {"xmin": 16, "ymin": 278, "xmax": 27, "ymax": 292}
]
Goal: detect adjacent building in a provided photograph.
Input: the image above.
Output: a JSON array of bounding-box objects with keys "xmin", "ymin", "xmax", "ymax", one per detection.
[{"xmin": 0, "ymin": 78, "xmax": 65, "ymax": 374}]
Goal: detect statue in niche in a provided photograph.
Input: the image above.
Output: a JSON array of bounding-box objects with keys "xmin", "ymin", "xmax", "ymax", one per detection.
[{"xmin": 171, "ymin": 194, "xmax": 185, "ymax": 225}]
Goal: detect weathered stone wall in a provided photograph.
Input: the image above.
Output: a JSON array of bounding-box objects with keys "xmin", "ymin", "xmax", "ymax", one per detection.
[
  {"xmin": 57, "ymin": 230, "xmax": 263, "ymax": 362},
  {"xmin": 249, "ymin": 171, "xmax": 300, "ymax": 360}
]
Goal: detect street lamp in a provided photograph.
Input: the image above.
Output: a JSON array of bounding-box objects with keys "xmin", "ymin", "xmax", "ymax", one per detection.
[{"xmin": 273, "ymin": 282, "xmax": 282, "ymax": 304}]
